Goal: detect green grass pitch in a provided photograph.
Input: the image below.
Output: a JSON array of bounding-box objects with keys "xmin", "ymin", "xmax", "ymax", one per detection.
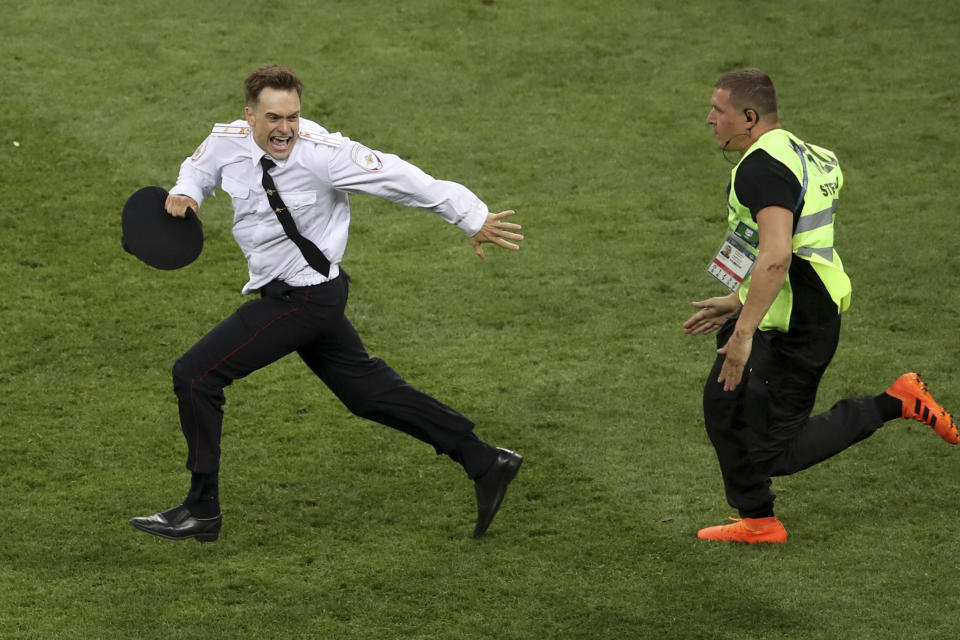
[{"xmin": 1, "ymin": 1, "xmax": 958, "ymax": 638}]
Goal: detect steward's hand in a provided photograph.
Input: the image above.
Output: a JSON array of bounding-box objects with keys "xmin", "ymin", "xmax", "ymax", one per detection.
[
  {"xmin": 682, "ymin": 294, "xmax": 741, "ymax": 335},
  {"xmin": 469, "ymin": 210, "xmax": 523, "ymax": 259},
  {"xmin": 716, "ymin": 330, "xmax": 752, "ymax": 392},
  {"xmin": 165, "ymin": 194, "xmax": 199, "ymax": 218}
]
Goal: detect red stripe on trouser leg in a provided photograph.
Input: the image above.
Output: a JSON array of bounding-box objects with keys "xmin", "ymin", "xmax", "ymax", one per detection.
[{"xmin": 176, "ymin": 300, "xmax": 305, "ymax": 474}]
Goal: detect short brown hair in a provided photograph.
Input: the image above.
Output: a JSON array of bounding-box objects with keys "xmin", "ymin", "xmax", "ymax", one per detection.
[
  {"xmin": 715, "ymin": 68, "xmax": 778, "ymax": 118},
  {"xmin": 244, "ymin": 65, "xmax": 303, "ymax": 106}
]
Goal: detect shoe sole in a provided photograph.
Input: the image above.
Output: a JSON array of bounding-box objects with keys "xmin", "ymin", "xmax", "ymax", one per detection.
[
  {"xmin": 129, "ymin": 519, "xmax": 220, "ymax": 543},
  {"xmin": 697, "ymin": 532, "xmax": 786, "ymax": 543}
]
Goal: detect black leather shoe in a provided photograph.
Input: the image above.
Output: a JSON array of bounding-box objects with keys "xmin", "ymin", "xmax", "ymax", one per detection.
[
  {"xmin": 129, "ymin": 504, "xmax": 222, "ymax": 542},
  {"xmin": 473, "ymin": 447, "xmax": 523, "ymax": 538}
]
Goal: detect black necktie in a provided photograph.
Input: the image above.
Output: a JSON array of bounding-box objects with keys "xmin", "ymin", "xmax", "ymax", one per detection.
[{"xmin": 259, "ymin": 156, "xmax": 330, "ymax": 277}]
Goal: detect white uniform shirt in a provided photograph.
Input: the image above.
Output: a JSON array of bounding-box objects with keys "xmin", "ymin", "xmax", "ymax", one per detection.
[{"xmin": 171, "ymin": 118, "xmax": 489, "ymax": 294}]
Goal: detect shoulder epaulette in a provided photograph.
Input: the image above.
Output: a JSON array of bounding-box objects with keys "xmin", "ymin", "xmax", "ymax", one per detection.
[
  {"xmin": 210, "ymin": 123, "xmax": 250, "ymax": 137},
  {"xmin": 298, "ymin": 127, "xmax": 342, "ymax": 147}
]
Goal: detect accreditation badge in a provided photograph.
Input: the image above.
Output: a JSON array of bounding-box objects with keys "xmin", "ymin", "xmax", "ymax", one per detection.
[{"xmin": 707, "ymin": 231, "xmax": 756, "ymax": 292}]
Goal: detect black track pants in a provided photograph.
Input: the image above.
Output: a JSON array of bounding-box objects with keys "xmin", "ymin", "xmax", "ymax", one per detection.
[{"xmin": 702, "ymin": 314, "xmax": 883, "ymax": 517}]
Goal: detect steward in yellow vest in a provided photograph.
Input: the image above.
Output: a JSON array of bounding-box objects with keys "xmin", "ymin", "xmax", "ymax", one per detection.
[{"xmin": 684, "ymin": 68, "xmax": 958, "ymax": 545}]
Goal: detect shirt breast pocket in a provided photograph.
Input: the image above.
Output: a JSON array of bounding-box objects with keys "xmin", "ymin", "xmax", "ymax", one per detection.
[
  {"xmin": 280, "ymin": 191, "xmax": 318, "ymax": 230},
  {"xmin": 280, "ymin": 191, "xmax": 318, "ymax": 212},
  {"xmin": 221, "ymin": 176, "xmax": 256, "ymax": 216}
]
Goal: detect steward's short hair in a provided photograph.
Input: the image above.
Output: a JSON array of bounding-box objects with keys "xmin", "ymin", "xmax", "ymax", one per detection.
[
  {"xmin": 715, "ymin": 68, "xmax": 778, "ymax": 117},
  {"xmin": 244, "ymin": 65, "xmax": 303, "ymax": 106}
]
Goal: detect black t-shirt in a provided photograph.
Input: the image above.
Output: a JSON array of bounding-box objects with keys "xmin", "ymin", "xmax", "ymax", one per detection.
[{"xmin": 733, "ymin": 149, "xmax": 839, "ymax": 330}]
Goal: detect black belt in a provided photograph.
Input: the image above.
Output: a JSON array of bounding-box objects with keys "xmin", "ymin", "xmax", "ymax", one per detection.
[{"xmin": 259, "ymin": 274, "xmax": 344, "ymax": 301}]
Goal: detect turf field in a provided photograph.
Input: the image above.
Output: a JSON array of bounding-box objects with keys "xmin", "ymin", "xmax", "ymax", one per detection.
[{"xmin": 2, "ymin": 1, "xmax": 959, "ymax": 638}]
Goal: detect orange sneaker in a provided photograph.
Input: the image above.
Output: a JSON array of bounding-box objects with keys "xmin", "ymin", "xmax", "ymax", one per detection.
[
  {"xmin": 886, "ymin": 372, "xmax": 959, "ymax": 445},
  {"xmin": 697, "ymin": 516, "xmax": 787, "ymax": 543}
]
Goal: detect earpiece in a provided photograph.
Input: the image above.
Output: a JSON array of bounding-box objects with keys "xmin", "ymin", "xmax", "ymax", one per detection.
[{"xmin": 744, "ymin": 108, "xmax": 754, "ymax": 124}]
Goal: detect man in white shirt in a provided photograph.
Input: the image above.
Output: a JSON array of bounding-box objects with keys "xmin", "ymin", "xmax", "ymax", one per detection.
[{"xmin": 130, "ymin": 65, "xmax": 524, "ymax": 542}]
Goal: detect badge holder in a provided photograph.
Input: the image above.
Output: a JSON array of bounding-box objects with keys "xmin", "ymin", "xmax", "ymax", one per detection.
[{"xmin": 707, "ymin": 233, "xmax": 756, "ymax": 292}]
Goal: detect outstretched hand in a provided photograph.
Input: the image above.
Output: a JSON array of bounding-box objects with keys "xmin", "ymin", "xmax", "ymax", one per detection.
[
  {"xmin": 470, "ymin": 210, "xmax": 523, "ymax": 259},
  {"xmin": 682, "ymin": 294, "xmax": 741, "ymax": 335}
]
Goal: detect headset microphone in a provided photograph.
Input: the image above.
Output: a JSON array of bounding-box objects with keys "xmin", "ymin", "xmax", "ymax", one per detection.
[{"xmin": 721, "ymin": 132, "xmax": 749, "ymax": 165}]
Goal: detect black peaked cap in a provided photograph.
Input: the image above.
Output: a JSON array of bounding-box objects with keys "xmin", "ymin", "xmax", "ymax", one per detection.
[{"xmin": 121, "ymin": 186, "xmax": 203, "ymax": 270}]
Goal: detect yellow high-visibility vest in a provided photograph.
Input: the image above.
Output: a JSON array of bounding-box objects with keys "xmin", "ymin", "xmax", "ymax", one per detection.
[{"xmin": 728, "ymin": 129, "xmax": 852, "ymax": 332}]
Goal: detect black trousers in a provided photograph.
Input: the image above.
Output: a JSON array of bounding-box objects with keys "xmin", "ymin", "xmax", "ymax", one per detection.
[
  {"xmin": 703, "ymin": 314, "xmax": 883, "ymax": 517},
  {"xmin": 172, "ymin": 274, "xmax": 496, "ymax": 479}
]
